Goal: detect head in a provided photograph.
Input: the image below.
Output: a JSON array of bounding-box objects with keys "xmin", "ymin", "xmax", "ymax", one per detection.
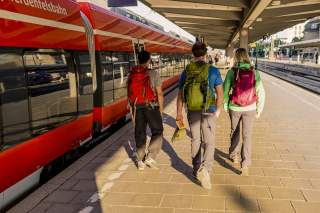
[
  {"xmin": 192, "ymin": 42, "xmax": 207, "ymax": 59},
  {"xmin": 138, "ymin": 50, "xmax": 151, "ymax": 66},
  {"xmin": 234, "ymin": 48, "xmax": 251, "ymax": 65}
]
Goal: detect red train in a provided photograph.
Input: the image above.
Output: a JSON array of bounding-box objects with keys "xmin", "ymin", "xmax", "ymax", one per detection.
[{"xmin": 0, "ymin": 0, "xmax": 191, "ymax": 209}]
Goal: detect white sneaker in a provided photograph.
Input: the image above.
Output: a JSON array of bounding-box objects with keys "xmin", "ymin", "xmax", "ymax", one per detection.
[
  {"xmin": 197, "ymin": 166, "xmax": 212, "ymax": 190},
  {"xmin": 144, "ymin": 158, "xmax": 159, "ymax": 170},
  {"xmin": 137, "ymin": 161, "xmax": 145, "ymax": 171}
]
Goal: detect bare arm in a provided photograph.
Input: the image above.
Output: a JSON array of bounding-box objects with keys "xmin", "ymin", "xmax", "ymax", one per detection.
[
  {"xmin": 176, "ymin": 89, "xmax": 184, "ymax": 121},
  {"xmin": 156, "ymin": 86, "xmax": 164, "ymax": 114},
  {"xmin": 215, "ymin": 84, "xmax": 223, "ymax": 117}
]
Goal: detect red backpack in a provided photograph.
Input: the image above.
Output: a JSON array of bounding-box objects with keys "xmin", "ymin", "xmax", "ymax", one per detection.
[
  {"xmin": 127, "ymin": 65, "xmax": 157, "ymax": 105},
  {"xmin": 230, "ymin": 66, "xmax": 258, "ymax": 106}
]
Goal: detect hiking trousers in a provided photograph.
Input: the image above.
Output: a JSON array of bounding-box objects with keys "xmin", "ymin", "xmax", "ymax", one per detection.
[
  {"xmin": 187, "ymin": 111, "xmax": 216, "ymax": 173},
  {"xmin": 229, "ymin": 110, "xmax": 255, "ymax": 167},
  {"xmin": 135, "ymin": 106, "xmax": 163, "ymax": 161}
]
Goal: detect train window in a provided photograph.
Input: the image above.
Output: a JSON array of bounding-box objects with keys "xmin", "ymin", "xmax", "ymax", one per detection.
[
  {"xmin": 129, "ymin": 53, "xmax": 136, "ymax": 69},
  {"xmin": 100, "ymin": 52, "xmax": 113, "ymax": 105},
  {"xmin": 24, "ymin": 50, "xmax": 77, "ymax": 136},
  {"xmin": 0, "ymin": 50, "xmax": 31, "ymax": 151},
  {"xmin": 76, "ymin": 52, "xmax": 93, "ymax": 114},
  {"xmin": 112, "ymin": 52, "xmax": 129, "ymax": 101}
]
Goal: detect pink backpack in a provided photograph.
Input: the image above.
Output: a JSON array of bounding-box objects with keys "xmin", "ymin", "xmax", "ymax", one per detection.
[{"xmin": 230, "ymin": 66, "xmax": 258, "ymax": 106}]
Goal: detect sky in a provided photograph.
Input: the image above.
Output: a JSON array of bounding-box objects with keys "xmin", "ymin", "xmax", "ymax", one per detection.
[{"xmin": 124, "ymin": 1, "xmax": 195, "ymax": 41}]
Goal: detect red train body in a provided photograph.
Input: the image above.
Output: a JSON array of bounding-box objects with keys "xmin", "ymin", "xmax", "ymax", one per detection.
[{"xmin": 0, "ymin": 0, "xmax": 191, "ymax": 209}]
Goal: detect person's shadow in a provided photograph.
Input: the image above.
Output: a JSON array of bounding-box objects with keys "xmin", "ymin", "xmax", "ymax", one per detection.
[
  {"xmin": 162, "ymin": 138, "xmax": 200, "ymax": 185},
  {"xmin": 214, "ymin": 148, "xmax": 241, "ymax": 175}
]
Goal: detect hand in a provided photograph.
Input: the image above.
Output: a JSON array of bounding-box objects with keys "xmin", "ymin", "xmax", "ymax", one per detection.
[
  {"xmin": 176, "ymin": 113, "xmax": 183, "ymax": 122},
  {"xmin": 256, "ymin": 111, "xmax": 261, "ymax": 119}
]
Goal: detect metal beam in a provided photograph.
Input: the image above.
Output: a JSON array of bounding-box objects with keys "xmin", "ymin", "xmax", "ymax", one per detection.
[
  {"xmin": 186, "ymin": 28, "xmax": 232, "ymax": 36},
  {"xmin": 181, "ymin": 25, "xmax": 234, "ymax": 33},
  {"xmin": 167, "ymin": 0, "xmax": 249, "ymax": 8},
  {"xmin": 262, "ymin": 3, "xmax": 320, "ymax": 18},
  {"xmin": 170, "ymin": 17, "xmax": 239, "ymax": 26},
  {"xmin": 156, "ymin": 8, "xmax": 242, "ymax": 20},
  {"xmin": 229, "ymin": 0, "xmax": 273, "ymax": 46}
]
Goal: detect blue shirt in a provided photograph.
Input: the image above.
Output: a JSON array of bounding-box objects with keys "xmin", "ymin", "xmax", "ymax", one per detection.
[{"xmin": 178, "ymin": 65, "xmax": 223, "ymax": 112}]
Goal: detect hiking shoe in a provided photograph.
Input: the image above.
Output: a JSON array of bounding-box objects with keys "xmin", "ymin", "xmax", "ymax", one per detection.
[
  {"xmin": 137, "ymin": 161, "xmax": 145, "ymax": 171},
  {"xmin": 241, "ymin": 166, "xmax": 249, "ymax": 176},
  {"xmin": 197, "ymin": 166, "xmax": 212, "ymax": 190},
  {"xmin": 144, "ymin": 158, "xmax": 159, "ymax": 169},
  {"xmin": 230, "ymin": 155, "xmax": 240, "ymax": 164}
]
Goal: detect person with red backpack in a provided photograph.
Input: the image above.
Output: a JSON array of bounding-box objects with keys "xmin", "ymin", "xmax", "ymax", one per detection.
[
  {"xmin": 223, "ymin": 48, "xmax": 265, "ymax": 176},
  {"xmin": 127, "ymin": 50, "xmax": 164, "ymax": 170}
]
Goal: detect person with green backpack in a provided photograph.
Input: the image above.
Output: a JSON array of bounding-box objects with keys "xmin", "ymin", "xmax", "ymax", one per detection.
[{"xmin": 176, "ymin": 42, "xmax": 223, "ymax": 189}]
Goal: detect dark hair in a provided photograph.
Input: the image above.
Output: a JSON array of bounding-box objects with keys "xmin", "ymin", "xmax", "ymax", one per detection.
[
  {"xmin": 138, "ymin": 50, "xmax": 151, "ymax": 64},
  {"xmin": 192, "ymin": 42, "xmax": 207, "ymax": 57}
]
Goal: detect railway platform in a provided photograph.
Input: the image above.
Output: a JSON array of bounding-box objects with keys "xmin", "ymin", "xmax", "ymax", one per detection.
[{"xmin": 8, "ymin": 72, "xmax": 320, "ymax": 213}]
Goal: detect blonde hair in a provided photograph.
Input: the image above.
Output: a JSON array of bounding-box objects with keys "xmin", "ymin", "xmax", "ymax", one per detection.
[{"xmin": 233, "ymin": 48, "xmax": 251, "ymax": 65}]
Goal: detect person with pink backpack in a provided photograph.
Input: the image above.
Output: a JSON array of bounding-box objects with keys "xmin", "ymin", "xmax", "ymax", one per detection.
[{"xmin": 223, "ymin": 48, "xmax": 265, "ymax": 176}]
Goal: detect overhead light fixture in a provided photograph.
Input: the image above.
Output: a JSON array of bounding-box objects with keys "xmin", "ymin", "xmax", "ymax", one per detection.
[
  {"xmin": 249, "ymin": 26, "xmax": 254, "ymax": 30},
  {"xmin": 256, "ymin": 17, "xmax": 263, "ymax": 22},
  {"xmin": 271, "ymin": 1, "xmax": 281, "ymax": 6}
]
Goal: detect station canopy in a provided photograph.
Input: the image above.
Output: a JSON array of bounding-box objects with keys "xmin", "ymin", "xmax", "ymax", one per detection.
[{"xmin": 140, "ymin": 0, "xmax": 320, "ymax": 49}]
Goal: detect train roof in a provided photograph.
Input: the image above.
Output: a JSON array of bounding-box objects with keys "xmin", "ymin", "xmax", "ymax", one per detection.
[
  {"xmin": 0, "ymin": 0, "xmax": 88, "ymax": 50},
  {"xmin": 0, "ymin": 0, "xmax": 191, "ymax": 53}
]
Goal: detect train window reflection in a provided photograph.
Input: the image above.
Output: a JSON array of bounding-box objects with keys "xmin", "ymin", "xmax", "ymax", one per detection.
[
  {"xmin": 77, "ymin": 52, "xmax": 93, "ymax": 114},
  {"xmin": 112, "ymin": 52, "xmax": 129, "ymax": 101},
  {"xmin": 0, "ymin": 50, "xmax": 30, "ymax": 151},
  {"xmin": 100, "ymin": 52, "xmax": 113, "ymax": 105},
  {"xmin": 24, "ymin": 50, "xmax": 77, "ymax": 136}
]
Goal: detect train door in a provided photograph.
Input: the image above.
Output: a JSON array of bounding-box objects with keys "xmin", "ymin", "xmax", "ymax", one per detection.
[{"xmin": 0, "ymin": 48, "xmax": 31, "ymax": 152}]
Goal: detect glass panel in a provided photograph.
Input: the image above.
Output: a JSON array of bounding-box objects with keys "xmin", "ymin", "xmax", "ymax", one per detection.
[
  {"xmin": 112, "ymin": 52, "xmax": 129, "ymax": 101},
  {"xmin": 24, "ymin": 50, "xmax": 77, "ymax": 136},
  {"xmin": 77, "ymin": 52, "xmax": 93, "ymax": 114},
  {"xmin": 100, "ymin": 52, "xmax": 113, "ymax": 105},
  {"xmin": 0, "ymin": 51, "xmax": 30, "ymax": 151}
]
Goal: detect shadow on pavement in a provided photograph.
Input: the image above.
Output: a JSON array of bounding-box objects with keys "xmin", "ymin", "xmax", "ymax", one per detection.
[{"xmin": 215, "ymin": 148, "xmax": 241, "ymax": 175}]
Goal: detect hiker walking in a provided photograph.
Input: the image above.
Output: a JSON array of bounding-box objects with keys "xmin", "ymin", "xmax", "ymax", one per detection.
[
  {"xmin": 223, "ymin": 48, "xmax": 265, "ymax": 176},
  {"xmin": 176, "ymin": 42, "xmax": 223, "ymax": 189},
  {"xmin": 127, "ymin": 50, "xmax": 164, "ymax": 170}
]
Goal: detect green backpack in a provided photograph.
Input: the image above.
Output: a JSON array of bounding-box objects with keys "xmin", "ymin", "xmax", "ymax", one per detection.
[{"xmin": 183, "ymin": 61, "xmax": 215, "ymax": 111}]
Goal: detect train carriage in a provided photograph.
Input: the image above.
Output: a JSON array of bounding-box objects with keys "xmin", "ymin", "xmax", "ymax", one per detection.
[{"xmin": 0, "ymin": 0, "xmax": 191, "ymax": 210}]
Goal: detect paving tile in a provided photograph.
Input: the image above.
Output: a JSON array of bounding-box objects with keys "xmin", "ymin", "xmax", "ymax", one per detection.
[
  {"xmin": 258, "ymin": 199, "xmax": 295, "ymax": 213},
  {"xmin": 225, "ymin": 175, "xmax": 254, "ymax": 186},
  {"xmin": 29, "ymin": 203, "xmax": 52, "ymax": 213},
  {"xmin": 302, "ymin": 190, "xmax": 320, "ymax": 202},
  {"xmin": 45, "ymin": 203, "xmax": 81, "ymax": 213},
  {"xmin": 174, "ymin": 209, "xmax": 207, "ymax": 213},
  {"xmin": 101, "ymin": 206, "xmax": 174, "ymax": 213},
  {"xmin": 269, "ymin": 187, "xmax": 305, "ymax": 200},
  {"xmin": 192, "ymin": 196, "xmax": 225, "ymax": 210},
  {"xmin": 252, "ymin": 176, "xmax": 283, "ymax": 187},
  {"xmin": 280, "ymin": 178, "xmax": 313, "ymax": 189},
  {"xmin": 209, "ymin": 185, "xmax": 240, "ymax": 198},
  {"xmin": 128, "ymin": 193, "xmax": 162, "ymax": 207},
  {"xmin": 263, "ymin": 168, "xmax": 292, "ymax": 177},
  {"xmin": 101, "ymin": 192, "xmax": 135, "ymax": 205},
  {"xmin": 239, "ymin": 186, "xmax": 271, "ymax": 199},
  {"xmin": 161, "ymin": 195, "xmax": 192, "ymax": 208},
  {"xmin": 44, "ymin": 190, "xmax": 79, "ymax": 203},
  {"xmin": 226, "ymin": 196, "xmax": 259, "ymax": 211},
  {"xmin": 292, "ymin": 201, "xmax": 320, "ymax": 213}
]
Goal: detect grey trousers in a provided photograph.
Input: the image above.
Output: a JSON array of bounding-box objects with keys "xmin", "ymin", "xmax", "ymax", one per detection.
[
  {"xmin": 187, "ymin": 111, "xmax": 216, "ymax": 172},
  {"xmin": 229, "ymin": 110, "xmax": 255, "ymax": 167}
]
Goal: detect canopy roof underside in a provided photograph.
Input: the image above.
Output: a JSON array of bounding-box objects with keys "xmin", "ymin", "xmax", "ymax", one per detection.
[{"xmin": 140, "ymin": 0, "xmax": 320, "ymax": 49}]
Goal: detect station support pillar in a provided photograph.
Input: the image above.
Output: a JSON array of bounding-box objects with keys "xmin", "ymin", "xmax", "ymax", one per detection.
[
  {"xmin": 226, "ymin": 43, "xmax": 235, "ymax": 67},
  {"xmin": 240, "ymin": 28, "xmax": 249, "ymax": 50}
]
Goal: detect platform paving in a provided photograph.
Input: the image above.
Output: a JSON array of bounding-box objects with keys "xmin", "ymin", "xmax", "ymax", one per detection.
[{"xmin": 9, "ymin": 72, "xmax": 320, "ymax": 213}]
